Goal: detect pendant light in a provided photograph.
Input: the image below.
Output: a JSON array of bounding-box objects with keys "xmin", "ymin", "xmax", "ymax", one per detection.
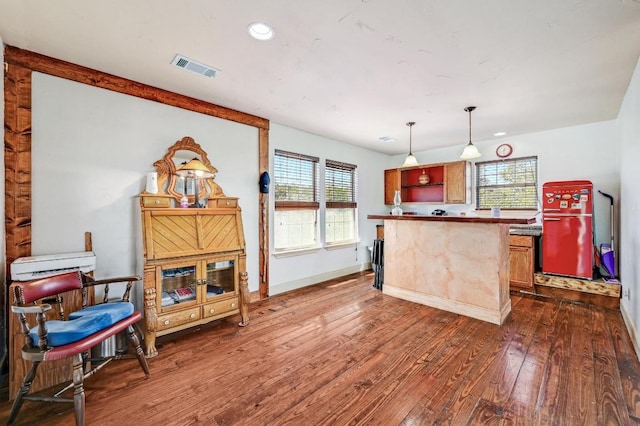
[
  {"xmin": 460, "ymin": 106, "xmax": 481, "ymax": 159},
  {"xmin": 402, "ymin": 121, "xmax": 419, "ymax": 167}
]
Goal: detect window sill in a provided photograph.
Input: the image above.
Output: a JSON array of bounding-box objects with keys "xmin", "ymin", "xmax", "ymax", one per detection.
[
  {"xmin": 324, "ymin": 241, "xmax": 358, "ymax": 251},
  {"xmin": 273, "ymin": 246, "xmax": 322, "ymax": 258}
]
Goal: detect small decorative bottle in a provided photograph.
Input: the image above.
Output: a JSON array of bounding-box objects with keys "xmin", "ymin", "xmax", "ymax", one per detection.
[
  {"xmin": 391, "ymin": 190, "xmax": 403, "ymax": 216},
  {"xmin": 180, "ymin": 194, "xmax": 189, "ymax": 208}
]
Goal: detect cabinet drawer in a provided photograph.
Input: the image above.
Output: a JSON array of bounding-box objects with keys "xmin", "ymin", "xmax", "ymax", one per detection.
[
  {"xmin": 203, "ymin": 297, "xmax": 240, "ymax": 318},
  {"xmin": 509, "ymin": 235, "xmax": 534, "ymax": 248},
  {"xmin": 208, "ymin": 198, "xmax": 238, "ymax": 209},
  {"xmin": 141, "ymin": 196, "xmax": 172, "ymax": 208},
  {"xmin": 157, "ymin": 307, "xmax": 201, "ymax": 331}
]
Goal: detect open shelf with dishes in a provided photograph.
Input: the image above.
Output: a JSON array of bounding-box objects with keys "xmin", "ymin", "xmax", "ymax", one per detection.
[
  {"xmin": 401, "ymin": 165, "xmax": 445, "ymax": 203},
  {"xmin": 384, "ymin": 160, "xmax": 470, "ymax": 205}
]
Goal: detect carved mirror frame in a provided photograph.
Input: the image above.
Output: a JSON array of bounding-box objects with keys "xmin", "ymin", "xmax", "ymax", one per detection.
[{"xmin": 152, "ymin": 136, "xmax": 225, "ymax": 203}]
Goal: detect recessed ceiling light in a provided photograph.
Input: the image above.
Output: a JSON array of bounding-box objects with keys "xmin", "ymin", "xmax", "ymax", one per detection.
[
  {"xmin": 248, "ymin": 22, "xmax": 275, "ymax": 41},
  {"xmin": 379, "ymin": 136, "xmax": 396, "ymax": 143},
  {"xmin": 494, "ymin": 132, "xmax": 507, "ymax": 137}
]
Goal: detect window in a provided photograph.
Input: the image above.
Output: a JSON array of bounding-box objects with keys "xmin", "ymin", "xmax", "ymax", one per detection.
[
  {"xmin": 274, "ymin": 150, "xmax": 319, "ymax": 251},
  {"xmin": 476, "ymin": 156, "xmax": 538, "ymax": 210},
  {"xmin": 325, "ymin": 160, "xmax": 358, "ymax": 245}
]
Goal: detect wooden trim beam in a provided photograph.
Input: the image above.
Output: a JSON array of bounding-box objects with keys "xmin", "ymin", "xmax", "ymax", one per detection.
[
  {"xmin": 3, "ymin": 61, "xmax": 33, "ymax": 272},
  {"xmin": 4, "ymin": 46, "xmax": 269, "ymax": 130},
  {"xmin": 258, "ymin": 127, "xmax": 270, "ymax": 299},
  {"xmin": 3, "ymin": 45, "xmax": 270, "ymax": 298}
]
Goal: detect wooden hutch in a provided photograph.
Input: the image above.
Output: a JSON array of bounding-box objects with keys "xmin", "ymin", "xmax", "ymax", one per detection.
[{"xmin": 139, "ymin": 136, "xmax": 249, "ymax": 357}]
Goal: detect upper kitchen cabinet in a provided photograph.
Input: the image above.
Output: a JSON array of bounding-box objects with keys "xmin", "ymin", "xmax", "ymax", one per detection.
[
  {"xmin": 384, "ymin": 169, "xmax": 401, "ymax": 205},
  {"xmin": 384, "ymin": 160, "xmax": 470, "ymax": 205},
  {"xmin": 444, "ymin": 161, "xmax": 471, "ymax": 204}
]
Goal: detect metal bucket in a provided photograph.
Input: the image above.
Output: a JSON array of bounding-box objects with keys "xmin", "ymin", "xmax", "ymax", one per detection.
[{"xmin": 91, "ymin": 330, "xmax": 129, "ymax": 359}]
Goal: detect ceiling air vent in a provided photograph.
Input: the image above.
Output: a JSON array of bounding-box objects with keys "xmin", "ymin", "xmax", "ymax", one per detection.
[{"xmin": 171, "ymin": 54, "xmax": 220, "ymax": 78}]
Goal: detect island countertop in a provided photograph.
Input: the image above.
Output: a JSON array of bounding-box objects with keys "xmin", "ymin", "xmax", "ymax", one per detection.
[{"xmin": 367, "ymin": 214, "xmax": 536, "ymax": 225}]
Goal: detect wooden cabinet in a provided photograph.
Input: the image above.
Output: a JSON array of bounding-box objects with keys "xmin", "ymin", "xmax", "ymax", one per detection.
[
  {"xmin": 384, "ymin": 169, "xmax": 401, "ymax": 205},
  {"xmin": 140, "ymin": 204, "xmax": 249, "ymax": 357},
  {"xmin": 384, "ymin": 160, "xmax": 470, "ymax": 205},
  {"xmin": 444, "ymin": 161, "xmax": 471, "ymax": 203},
  {"xmin": 509, "ymin": 235, "xmax": 535, "ymax": 289},
  {"xmin": 139, "ymin": 136, "xmax": 249, "ymax": 358}
]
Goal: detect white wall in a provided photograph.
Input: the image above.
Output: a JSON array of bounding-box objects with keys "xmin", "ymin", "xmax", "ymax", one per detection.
[
  {"xmin": 26, "ymin": 72, "xmax": 623, "ymax": 299},
  {"xmin": 27, "ymin": 73, "xmax": 389, "ymax": 301},
  {"xmin": 389, "ymin": 120, "xmax": 619, "ymax": 250},
  {"xmin": 31, "ymin": 73, "xmax": 259, "ymax": 297},
  {"xmin": 618, "ymin": 55, "xmax": 640, "ymax": 358},
  {"xmin": 268, "ymin": 123, "xmax": 388, "ymax": 295}
]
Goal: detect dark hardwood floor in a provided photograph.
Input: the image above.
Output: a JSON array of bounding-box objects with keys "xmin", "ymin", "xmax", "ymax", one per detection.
[{"xmin": 1, "ymin": 271, "xmax": 639, "ymax": 425}]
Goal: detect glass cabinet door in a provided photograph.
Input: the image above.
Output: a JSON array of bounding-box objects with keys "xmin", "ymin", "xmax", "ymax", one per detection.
[
  {"xmin": 204, "ymin": 259, "xmax": 236, "ymax": 301},
  {"xmin": 158, "ymin": 263, "xmax": 198, "ymax": 310}
]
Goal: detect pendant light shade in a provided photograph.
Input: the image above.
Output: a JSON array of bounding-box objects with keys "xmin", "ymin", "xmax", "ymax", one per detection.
[
  {"xmin": 402, "ymin": 121, "xmax": 419, "ymax": 167},
  {"xmin": 460, "ymin": 106, "xmax": 481, "ymax": 160}
]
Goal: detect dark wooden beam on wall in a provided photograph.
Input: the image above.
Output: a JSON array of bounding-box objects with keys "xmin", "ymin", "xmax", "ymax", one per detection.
[
  {"xmin": 258, "ymin": 127, "xmax": 270, "ymax": 299},
  {"xmin": 3, "ymin": 45, "xmax": 270, "ymax": 299},
  {"xmin": 3, "ymin": 62, "xmax": 33, "ymax": 273},
  {"xmin": 4, "ymin": 46, "xmax": 269, "ymax": 130}
]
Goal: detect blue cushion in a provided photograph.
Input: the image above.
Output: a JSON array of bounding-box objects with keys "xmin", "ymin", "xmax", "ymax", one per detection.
[
  {"xmin": 68, "ymin": 302, "xmax": 134, "ymax": 323},
  {"xmin": 30, "ymin": 302, "xmax": 135, "ymax": 347},
  {"xmin": 29, "ymin": 313, "xmax": 113, "ymax": 347}
]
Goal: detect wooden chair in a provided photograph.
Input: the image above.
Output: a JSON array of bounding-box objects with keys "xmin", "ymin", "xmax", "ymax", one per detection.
[{"xmin": 8, "ymin": 271, "xmax": 150, "ymax": 425}]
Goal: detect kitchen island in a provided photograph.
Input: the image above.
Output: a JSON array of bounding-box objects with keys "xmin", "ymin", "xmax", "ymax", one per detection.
[{"xmin": 367, "ymin": 214, "xmax": 536, "ymax": 325}]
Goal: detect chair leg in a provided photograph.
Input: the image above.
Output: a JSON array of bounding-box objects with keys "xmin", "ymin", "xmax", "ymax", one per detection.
[
  {"xmin": 127, "ymin": 325, "xmax": 150, "ymax": 378},
  {"xmin": 7, "ymin": 361, "xmax": 40, "ymax": 425},
  {"xmin": 72, "ymin": 353, "xmax": 85, "ymax": 426}
]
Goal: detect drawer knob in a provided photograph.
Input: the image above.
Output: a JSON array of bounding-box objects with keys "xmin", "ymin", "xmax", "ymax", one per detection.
[
  {"xmin": 231, "ymin": 303, "xmax": 236, "ymax": 308},
  {"xmin": 209, "ymin": 308, "xmax": 215, "ymax": 314},
  {"xmin": 154, "ymin": 200, "xmax": 160, "ymax": 205},
  {"xmin": 226, "ymin": 201, "xmax": 230, "ymax": 206},
  {"xmin": 163, "ymin": 320, "xmax": 170, "ymax": 325},
  {"xmin": 190, "ymin": 313, "xmax": 196, "ymax": 319}
]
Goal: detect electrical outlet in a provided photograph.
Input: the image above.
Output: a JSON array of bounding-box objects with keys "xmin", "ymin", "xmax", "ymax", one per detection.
[{"xmin": 623, "ymin": 288, "xmax": 631, "ymax": 300}]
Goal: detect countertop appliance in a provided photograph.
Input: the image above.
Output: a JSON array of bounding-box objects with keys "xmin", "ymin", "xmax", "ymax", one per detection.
[{"xmin": 542, "ymin": 180, "xmax": 594, "ymax": 279}]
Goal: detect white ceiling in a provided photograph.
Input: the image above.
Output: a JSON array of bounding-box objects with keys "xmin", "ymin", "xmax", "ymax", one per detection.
[{"xmin": 1, "ymin": 0, "xmax": 640, "ymax": 155}]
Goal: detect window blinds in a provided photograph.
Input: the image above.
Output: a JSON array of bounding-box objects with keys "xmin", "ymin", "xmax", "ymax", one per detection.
[
  {"xmin": 476, "ymin": 156, "xmax": 538, "ymax": 210},
  {"xmin": 325, "ymin": 159, "xmax": 357, "ymax": 209},
  {"xmin": 274, "ymin": 149, "xmax": 319, "ymax": 210}
]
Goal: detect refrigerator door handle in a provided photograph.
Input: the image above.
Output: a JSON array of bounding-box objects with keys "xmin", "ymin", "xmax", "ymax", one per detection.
[{"xmin": 543, "ymin": 218, "xmax": 561, "ymax": 221}]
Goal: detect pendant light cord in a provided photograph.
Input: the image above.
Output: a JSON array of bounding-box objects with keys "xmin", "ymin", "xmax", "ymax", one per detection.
[
  {"xmin": 468, "ymin": 110, "xmax": 472, "ymax": 143},
  {"xmin": 464, "ymin": 106, "xmax": 476, "ymax": 144},
  {"xmin": 406, "ymin": 121, "xmax": 415, "ymax": 154}
]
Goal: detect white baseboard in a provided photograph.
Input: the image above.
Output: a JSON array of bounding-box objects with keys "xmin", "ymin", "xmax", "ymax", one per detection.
[
  {"xmin": 620, "ymin": 303, "xmax": 640, "ymax": 362},
  {"xmin": 269, "ymin": 263, "xmax": 372, "ymax": 296}
]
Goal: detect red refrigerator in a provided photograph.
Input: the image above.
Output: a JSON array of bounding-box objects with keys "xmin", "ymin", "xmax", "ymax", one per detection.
[{"xmin": 542, "ymin": 180, "xmax": 594, "ymax": 279}]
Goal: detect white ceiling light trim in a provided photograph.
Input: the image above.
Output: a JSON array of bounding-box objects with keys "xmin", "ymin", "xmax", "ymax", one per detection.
[{"xmin": 248, "ymin": 22, "xmax": 275, "ymax": 41}]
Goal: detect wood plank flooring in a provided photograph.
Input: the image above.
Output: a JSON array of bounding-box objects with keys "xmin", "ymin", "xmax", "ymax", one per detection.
[{"xmin": 1, "ymin": 271, "xmax": 639, "ymax": 425}]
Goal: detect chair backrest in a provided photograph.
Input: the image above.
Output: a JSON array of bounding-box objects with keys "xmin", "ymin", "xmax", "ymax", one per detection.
[{"xmin": 13, "ymin": 271, "xmax": 84, "ymax": 304}]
